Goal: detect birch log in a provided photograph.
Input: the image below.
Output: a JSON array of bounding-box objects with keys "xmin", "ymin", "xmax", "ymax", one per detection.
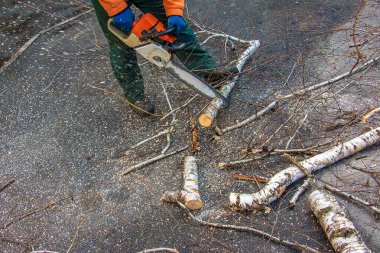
[
  {"xmin": 230, "ymin": 127, "xmax": 380, "ymax": 210},
  {"xmin": 198, "ymin": 41, "xmax": 260, "ymax": 127},
  {"xmin": 161, "ymin": 156, "xmax": 203, "ymax": 210},
  {"xmin": 308, "ymin": 190, "xmax": 372, "ymax": 253}
]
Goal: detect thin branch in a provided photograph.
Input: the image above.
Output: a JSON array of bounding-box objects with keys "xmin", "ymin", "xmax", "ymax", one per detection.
[
  {"xmin": 176, "ymin": 202, "xmax": 320, "ymax": 253},
  {"xmin": 0, "ymin": 178, "xmax": 15, "ymax": 192},
  {"xmin": 66, "ymin": 217, "xmax": 86, "ymax": 253},
  {"xmin": 283, "ymin": 153, "xmax": 312, "ymax": 178},
  {"xmin": 220, "ymin": 101, "xmax": 278, "ymax": 134},
  {"xmin": 136, "ymin": 248, "xmax": 179, "ymax": 253},
  {"xmin": 349, "ymin": 0, "xmax": 366, "ymax": 74},
  {"xmin": 289, "ymin": 178, "xmax": 313, "ymax": 207},
  {"xmin": 285, "ymin": 103, "xmax": 320, "ymax": 149},
  {"xmin": 120, "ymin": 146, "xmax": 188, "ymax": 176},
  {"xmin": 160, "ymin": 95, "xmax": 198, "ymax": 121},
  {"xmin": 362, "ymin": 107, "xmax": 380, "ymax": 123},
  {"xmin": 160, "ymin": 82, "xmax": 175, "ymax": 154},
  {"xmin": 220, "ymin": 56, "xmax": 379, "ymax": 135},
  {"xmin": 0, "ymin": 9, "xmax": 93, "ymax": 74},
  {"xmin": 219, "ymin": 153, "xmax": 270, "ymax": 169},
  {"xmin": 131, "ymin": 129, "xmax": 171, "ymax": 149},
  {"xmin": 278, "ymin": 56, "xmax": 379, "ymax": 100},
  {"xmin": 1, "ymin": 195, "xmax": 72, "ymax": 230},
  {"xmin": 220, "ymin": 146, "xmax": 320, "ymax": 169},
  {"xmin": 324, "ymin": 184, "xmax": 380, "ymax": 215}
]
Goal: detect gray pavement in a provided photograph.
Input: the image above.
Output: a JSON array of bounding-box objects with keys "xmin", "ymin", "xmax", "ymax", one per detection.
[{"xmin": 1, "ymin": 1, "xmax": 379, "ymax": 252}]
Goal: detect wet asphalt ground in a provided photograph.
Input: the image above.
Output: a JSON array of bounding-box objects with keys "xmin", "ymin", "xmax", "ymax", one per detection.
[{"xmin": 1, "ymin": 0, "xmax": 379, "ymax": 252}]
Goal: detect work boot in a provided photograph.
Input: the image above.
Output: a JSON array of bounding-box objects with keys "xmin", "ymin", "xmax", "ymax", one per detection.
[{"xmin": 128, "ymin": 96, "xmax": 155, "ymax": 116}]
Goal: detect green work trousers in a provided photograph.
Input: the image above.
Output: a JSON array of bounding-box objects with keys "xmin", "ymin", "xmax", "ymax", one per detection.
[{"xmin": 91, "ymin": 0, "xmax": 218, "ymax": 102}]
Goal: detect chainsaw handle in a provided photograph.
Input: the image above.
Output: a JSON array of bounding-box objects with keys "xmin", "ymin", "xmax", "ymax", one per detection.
[{"xmin": 141, "ymin": 27, "xmax": 176, "ymax": 41}]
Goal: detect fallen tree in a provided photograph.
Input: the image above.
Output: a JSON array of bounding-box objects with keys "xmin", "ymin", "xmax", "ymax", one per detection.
[
  {"xmin": 161, "ymin": 156, "xmax": 203, "ymax": 210},
  {"xmin": 229, "ymin": 127, "xmax": 380, "ymax": 210},
  {"xmin": 308, "ymin": 190, "xmax": 372, "ymax": 253}
]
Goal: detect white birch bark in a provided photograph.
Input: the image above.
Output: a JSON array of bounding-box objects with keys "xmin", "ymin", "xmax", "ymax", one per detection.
[
  {"xmin": 308, "ymin": 190, "xmax": 372, "ymax": 253},
  {"xmin": 229, "ymin": 127, "xmax": 380, "ymax": 210},
  {"xmin": 198, "ymin": 41, "xmax": 260, "ymax": 127},
  {"xmin": 161, "ymin": 156, "xmax": 203, "ymax": 210}
]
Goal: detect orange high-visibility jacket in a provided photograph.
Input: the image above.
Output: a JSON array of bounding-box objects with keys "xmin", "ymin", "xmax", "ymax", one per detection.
[{"xmin": 98, "ymin": 0, "xmax": 185, "ymax": 17}]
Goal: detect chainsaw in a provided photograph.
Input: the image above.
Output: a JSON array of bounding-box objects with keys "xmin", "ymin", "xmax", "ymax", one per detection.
[{"xmin": 107, "ymin": 13, "xmax": 229, "ymax": 107}]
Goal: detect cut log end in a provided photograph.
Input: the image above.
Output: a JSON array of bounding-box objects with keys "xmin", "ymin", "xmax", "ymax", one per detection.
[
  {"xmin": 199, "ymin": 114, "xmax": 213, "ymax": 128},
  {"xmin": 218, "ymin": 163, "xmax": 226, "ymax": 169},
  {"xmin": 185, "ymin": 199, "xmax": 204, "ymax": 210}
]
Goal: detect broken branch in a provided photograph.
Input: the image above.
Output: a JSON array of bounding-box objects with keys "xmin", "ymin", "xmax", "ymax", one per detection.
[
  {"xmin": 229, "ymin": 127, "xmax": 380, "ymax": 210},
  {"xmin": 136, "ymin": 248, "xmax": 179, "ymax": 253},
  {"xmin": 199, "ymin": 41, "xmax": 260, "ymax": 127},
  {"xmin": 176, "ymin": 201, "xmax": 320, "ymax": 253},
  {"xmin": 131, "ymin": 129, "xmax": 171, "ymax": 149},
  {"xmin": 308, "ymin": 190, "xmax": 372, "ymax": 253},
  {"xmin": 0, "ymin": 9, "xmax": 93, "ymax": 74},
  {"xmin": 220, "ymin": 56, "xmax": 379, "ymax": 135},
  {"xmin": 289, "ymin": 178, "xmax": 313, "ymax": 207},
  {"xmin": 121, "ymin": 146, "xmax": 188, "ymax": 176},
  {"xmin": 1, "ymin": 195, "xmax": 72, "ymax": 230},
  {"xmin": 0, "ymin": 178, "xmax": 15, "ymax": 192},
  {"xmin": 324, "ymin": 184, "xmax": 380, "ymax": 215},
  {"xmin": 361, "ymin": 107, "xmax": 380, "ymax": 123},
  {"xmin": 231, "ymin": 173, "xmax": 269, "ymax": 183},
  {"xmin": 161, "ymin": 156, "xmax": 203, "ymax": 210}
]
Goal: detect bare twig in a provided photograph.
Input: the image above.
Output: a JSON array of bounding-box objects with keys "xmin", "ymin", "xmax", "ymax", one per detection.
[
  {"xmin": 278, "ymin": 56, "xmax": 379, "ymax": 100},
  {"xmin": 220, "ymin": 101, "xmax": 278, "ymax": 134},
  {"xmin": 231, "ymin": 173, "xmax": 269, "ymax": 183},
  {"xmin": 324, "ymin": 184, "xmax": 380, "ymax": 215},
  {"xmin": 285, "ymin": 103, "xmax": 320, "ymax": 149},
  {"xmin": 219, "ymin": 153, "xmax": 270, "ymax": 169},
  {"xmin": 136, "ymin": 248, "xmax": 179, "ymax": 253},
  {"xmin": 362, "ymin": 107, "xmax": 380, "ymax": 123},
  {"xmin": 283, "ymin": 153, "xmax": 312, "ymax": 178},
  {"xmin": 66, "ymin": 217, "xmax": 86, "ymax": 253},
  {"xmin": 0, "ymin": 178, "xmax": 15, "ymax": 192},
  {"xmin": 120, "ymin": 146, "xmax": 188, "ymax": 176},
  {"xmin": 176, "ymin": 202, "xmax": 320, "ymax": 253},
  {"xmin": 190, "ymin": 116, "xmax": 198, "ymax": 155},
  {"xmin": 289, "ymin": 178, "xmax": 313, "ymax": 207},
  {"xmin": 350, "ymin": 165, "xmax": 380, "ymax": 186},
  {"xmin": 349, "ymin": 0, "xmax": 366, "ymax": 74},
  {"xmin": 220, "ymin": 146, "xmax": 320, "ymax": 169},
  {"xmin": 160, "ymin": 82, "xmax": 175, "ymax": 154},
  {"xmin": 160, "ymin": 95, "xmax": 198, "ymax": 121},
  {"xmin": 131, "ymin": 129, "xmax": 171, "ymax": 149},
  {"xmin": 220, "ymin": 56, "xmax": 379, "ymax": 134},
  {"xmin": 1, "ymin": 195, "xmax": 72, "ymax": 230},
  {"xmin": 0, "ymin": 9, "xmax": 93, "ymax": 74}
]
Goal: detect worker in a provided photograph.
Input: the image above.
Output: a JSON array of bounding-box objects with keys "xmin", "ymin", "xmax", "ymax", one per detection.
[{"xmin": 91, "ymin": 0, "xmax": 231, "ymax": 115}]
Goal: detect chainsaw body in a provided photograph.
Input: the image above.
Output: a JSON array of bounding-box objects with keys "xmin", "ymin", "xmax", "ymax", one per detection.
[{"xmin": 107, "ymin": 13, "xmax": 229, "ymax": 107}]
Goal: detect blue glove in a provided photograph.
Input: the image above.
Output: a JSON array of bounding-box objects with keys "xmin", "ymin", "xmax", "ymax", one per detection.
[
  {"xmin": 113, "ymin": 7, "xmax": 135, "ymax": 33},
  {"xmin": 168, "ymin": 15, "xmax": 187, "ymax": 35}
]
